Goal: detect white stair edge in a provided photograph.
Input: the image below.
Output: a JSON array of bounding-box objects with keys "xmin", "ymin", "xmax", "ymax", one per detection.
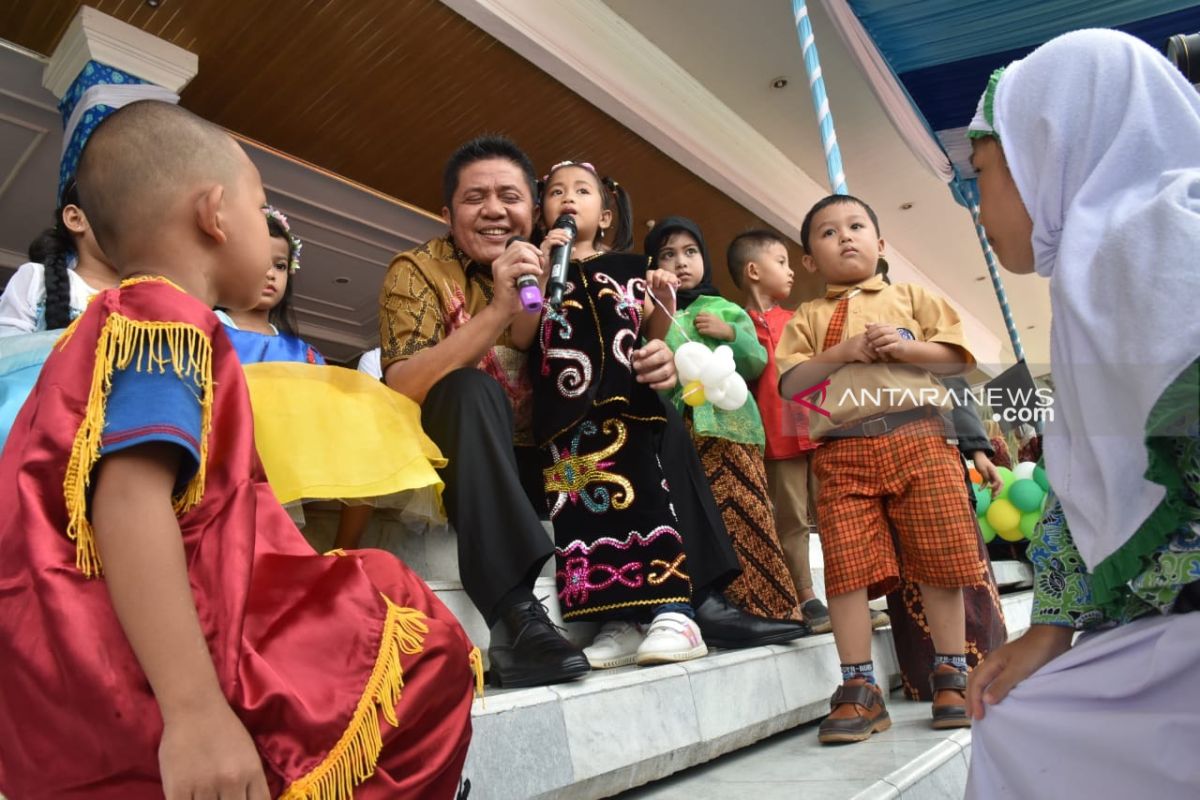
[
  {"xmin": 992, "ymin": 559, "xmax": 1034, "ymax": 589},
  {"xmin": 849, "ymin": 730, "xmax": 973, "ymax": 800}
]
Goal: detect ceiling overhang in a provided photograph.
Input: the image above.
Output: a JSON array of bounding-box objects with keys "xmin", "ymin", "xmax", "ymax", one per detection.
[{"xmin": 442, "ymin": 0, "xmax": 1005, "ymax": 370}]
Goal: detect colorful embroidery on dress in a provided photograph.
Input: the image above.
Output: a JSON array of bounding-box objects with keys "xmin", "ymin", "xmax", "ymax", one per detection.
[
  {"xmin": 544, "ymin": 419, "xmax": 633, "ymax": 518},
  {"xmin": 557, "ymin": 555, "xmax": 645, "ymax": 608},
  {"xmin": 554, "ymin": 526, "xmax": 687, "ymax": 610}
]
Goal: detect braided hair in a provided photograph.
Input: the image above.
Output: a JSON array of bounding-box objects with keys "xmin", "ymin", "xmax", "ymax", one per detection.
[{"xmin": 26, "ymin": 181, "xmax": 81, "ymax": 330}]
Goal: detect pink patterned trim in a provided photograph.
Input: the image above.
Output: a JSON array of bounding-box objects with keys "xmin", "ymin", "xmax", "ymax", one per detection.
[{"xmin": 556, "ymin": 525, "xmax": 683, "ymax": 557}]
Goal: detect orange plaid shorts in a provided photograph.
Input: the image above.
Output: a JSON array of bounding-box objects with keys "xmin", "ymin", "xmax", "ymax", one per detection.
[{"xmin": 812, "ymin": 416, "xmax": 986, "ymax": 598}]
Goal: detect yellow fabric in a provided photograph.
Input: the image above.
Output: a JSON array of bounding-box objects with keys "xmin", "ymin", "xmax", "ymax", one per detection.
[
  {"xmin": 776, "ymin": 277, "xmax": 975, "ymax": 441},
  {"xmin": 243, "ymin": 362, "xmax": 445, "ymax": 513}
]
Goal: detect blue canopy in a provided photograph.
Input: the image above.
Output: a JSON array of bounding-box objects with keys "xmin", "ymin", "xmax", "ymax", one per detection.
[{"xmin": 847, "ymin": 0, "xmax": 1200, "ymax": 181}]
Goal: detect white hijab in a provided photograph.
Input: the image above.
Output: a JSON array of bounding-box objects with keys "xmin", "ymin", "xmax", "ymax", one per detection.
[{"xmin": 992, "ymin": 29, "xmax": 1200, "ymax": 572}]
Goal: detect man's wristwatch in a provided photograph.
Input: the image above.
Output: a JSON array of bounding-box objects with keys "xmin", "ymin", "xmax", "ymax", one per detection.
[{"xmin": 897, "ymin": 327, "xmax": 916, "ymax": 341}]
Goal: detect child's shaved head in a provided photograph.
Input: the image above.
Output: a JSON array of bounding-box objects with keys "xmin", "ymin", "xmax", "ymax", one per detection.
[{"xmin": 75, "ymin": 101, "xmax": 245, "ymax": 261}]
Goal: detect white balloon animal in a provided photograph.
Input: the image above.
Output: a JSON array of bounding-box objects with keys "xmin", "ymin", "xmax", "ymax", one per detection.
[{"xmin": 673, "ymin": 341, "xmax": 748, "ymax": 411}]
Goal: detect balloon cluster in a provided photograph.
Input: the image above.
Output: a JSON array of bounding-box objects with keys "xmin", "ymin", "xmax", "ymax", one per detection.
[
  {"xmin": 674, "ymin": 341, "xmax": 749, "ymax": 412},
  {"xmin": 971, "ymin": 461, "xmax": 1050, "ymax": 543}
]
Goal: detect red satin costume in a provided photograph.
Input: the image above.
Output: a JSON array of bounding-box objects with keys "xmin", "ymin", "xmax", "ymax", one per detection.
[{"xmin": 0, "ymin": 279, "xmax": 475, "ymax": 799}]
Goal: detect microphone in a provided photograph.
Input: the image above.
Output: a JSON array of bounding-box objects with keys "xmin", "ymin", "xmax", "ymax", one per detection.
[
  {"xmin": 546, "ymin": 214, "xmax": 577, "ymax": 308},
  {"xmin": 505, "ymin": 235, "xmax": 543, "ymax": 312}
]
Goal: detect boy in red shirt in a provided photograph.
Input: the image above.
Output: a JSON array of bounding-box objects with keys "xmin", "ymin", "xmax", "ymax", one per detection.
[{"xmin": 730, "ymin": 230, "xmax": 831, "ymax": 632}]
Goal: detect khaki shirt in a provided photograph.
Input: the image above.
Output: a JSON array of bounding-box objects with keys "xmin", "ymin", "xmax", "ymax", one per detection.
[
  {"xmin": 379, "ymin": 234, "xmax": 532, "ymax": 442},
  {"xmin": 776, "ymin": 275, "xmax": 975, "ymax": 441}
]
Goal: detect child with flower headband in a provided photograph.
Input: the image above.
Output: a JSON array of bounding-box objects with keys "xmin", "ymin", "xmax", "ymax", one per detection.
[
  {"xmin": 962, "ymin": 29, "xmax": 1200, "ymax": 799},
  {"xmin": 216, "ymin": 207, "xmax": 448, "ymax": 542},
  {"xmin": 520, "ymin": 160, "xmax": 710, "ymax": 668},
  {"xmin": 216, "ymin": 206, "xmax": 324, "ymax": 365}
]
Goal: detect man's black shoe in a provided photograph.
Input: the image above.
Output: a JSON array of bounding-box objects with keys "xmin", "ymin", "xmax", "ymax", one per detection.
[
  {"xmin": 694, "ymin": 591, "xmax": 809, "ymax": 649},
  {"xmin": 487, "ymin": 599, "xmax": 590, "ymax": 688}
]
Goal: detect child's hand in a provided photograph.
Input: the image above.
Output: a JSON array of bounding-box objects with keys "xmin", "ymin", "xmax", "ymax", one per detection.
[
  {"xmin": 839, "ymin": 333, "xmax": 879, "ymax": 364},
  {"xmin": 966, "ymin": 625, "xmax": 1074, "ymax": 720},
  {"xmin": 540, "ymin": 227, "xmax": 575, "ymax": 276},
  {"xmin": 695, "ymin": 312, "xmax": 735, "ymax": 342},
  {"xmin": 632, "ymin": 338, "xmax": 678, "ymax": 390},
  {"xmin": 864, "ymin": 323, "xmax": 911, "ymax": 361},
  {"xmin": 645, "ymin": 269, "xmax": 679, "ymax": 315},
  {"xmin": 972, "ymin": 451, "xmax": 1004, "ymax": 496},
  {"xmin": 159, "ymin": 701, "xmax": 270, "ymax": 799}
]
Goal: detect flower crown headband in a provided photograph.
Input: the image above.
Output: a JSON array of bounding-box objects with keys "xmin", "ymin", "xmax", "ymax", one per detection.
[
  {"xmin": 263, "ymin": 205, "xmax": 302, "ymax": 272},
  {"xmin": 539, "ymin": 160, "xmax": 621, "ymax": 190}
]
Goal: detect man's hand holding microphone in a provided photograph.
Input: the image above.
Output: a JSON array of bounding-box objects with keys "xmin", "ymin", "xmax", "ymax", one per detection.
[{"xmin": 491, "ymin": 215, "xmax": 577, "ymax": 318}]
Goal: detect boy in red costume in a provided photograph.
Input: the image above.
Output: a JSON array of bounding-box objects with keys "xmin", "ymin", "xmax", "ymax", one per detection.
[{"xmin": 0, "ymin": 101, "xmax": 476, "ymax": 800}]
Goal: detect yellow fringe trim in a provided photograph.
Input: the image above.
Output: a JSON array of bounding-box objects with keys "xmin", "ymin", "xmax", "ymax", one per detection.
[
  {"xmin": 281, "ymin": 597, "xmax": 427, "ymax": 800},
  {"xmin": 57, "ymin": 276, "xmax": 187, "ymax": 349},
  {"xmin": 62, "ymin": 314, "xmax": 213, "ymax": 577}
]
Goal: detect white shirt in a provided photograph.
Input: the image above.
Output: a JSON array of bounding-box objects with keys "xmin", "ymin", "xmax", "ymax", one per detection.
[
  {"xmin": 0, "ymin": 261, "xmax": 101, "ymax": 337},
  {"xmin": 356, "ymin": 347, "xmax": 382, "ymax": 380},
  {"xmin": 214, "ymin": 309, "xmax": 278, "ymax": 335}
]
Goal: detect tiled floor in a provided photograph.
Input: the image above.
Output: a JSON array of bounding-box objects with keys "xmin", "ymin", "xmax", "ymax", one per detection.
[{"xmin": 616, "ymin": 693, "xmax": 970, "ymax": 800}]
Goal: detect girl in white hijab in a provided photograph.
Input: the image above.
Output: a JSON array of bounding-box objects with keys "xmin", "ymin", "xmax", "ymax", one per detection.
[{"xmin": 963, "ymin": 28, "xmax": 1200, "ymax": 800}]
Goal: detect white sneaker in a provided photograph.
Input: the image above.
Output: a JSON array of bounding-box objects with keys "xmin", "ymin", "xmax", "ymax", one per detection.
[
  {"xmin": 584, "ymin": 621, "xmax": 644, "ymax": 669},
  {"xmin": 635, "ymin": 612, "xmax": 708, "ymax": 666}
]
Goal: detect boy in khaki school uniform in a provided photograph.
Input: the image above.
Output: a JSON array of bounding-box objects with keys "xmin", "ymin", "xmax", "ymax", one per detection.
[{"xmin": 777, "ymin": 195, "xmax": 986, "ymax": 744}]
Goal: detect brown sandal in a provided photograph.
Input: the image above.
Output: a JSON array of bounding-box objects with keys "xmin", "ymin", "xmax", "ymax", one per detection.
[
  {"xmin": 930, "ymin": 666, "xmax": 971, "ymax": 729},
  {"xmin": 818, "ymin": 680, "xmax": 891, "ymax": 744}
]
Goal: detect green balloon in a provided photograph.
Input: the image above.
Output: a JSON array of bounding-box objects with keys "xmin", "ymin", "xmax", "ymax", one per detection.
[
  {"xmin": 974, "ymin": 484, "xmax": 993, "ymax": 516},
  {"xmin": 1033, "ymin": 465, "xmax": 1050, "ymax": 492},
  {"xmin": 996, "ymin": 466, "xmax": 1016, "ymax": 499},
  {"xmin": 978, "ymin": 517, "xmax": 997, "ymax": 543},
  {"xmin": 1009, "ymin": 479, "xmax": 1045, "ymax": 513},
  {"xmin": 1019, "ymin": 510, "xmax": 1041, "ymax": 540}
]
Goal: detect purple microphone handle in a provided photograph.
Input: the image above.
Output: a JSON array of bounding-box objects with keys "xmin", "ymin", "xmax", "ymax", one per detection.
[
  {"xmin": 507, "ymin": 235, "xmax": 543, "ymax": 312},
  {"xmin": 518, "ymin": 282, "xmax": 543, "ymax": 312}
]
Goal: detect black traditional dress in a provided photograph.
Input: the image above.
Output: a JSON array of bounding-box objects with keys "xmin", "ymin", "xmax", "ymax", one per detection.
[{"xmin": 531, "ymin": 252, "xmax": 692, "ymax": 622}]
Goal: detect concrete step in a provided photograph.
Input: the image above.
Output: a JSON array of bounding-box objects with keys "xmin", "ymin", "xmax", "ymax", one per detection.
[
  {"xmin": 462, "ymin": 625, "xmax": 903, "ymax": 800},
  {"xmin": 460, "ymin": 590, "xmax": 1032, "ymax": 800},
  {"xmin": 616, "ymin": 691, "xmax": 974, "ymax": 800}
]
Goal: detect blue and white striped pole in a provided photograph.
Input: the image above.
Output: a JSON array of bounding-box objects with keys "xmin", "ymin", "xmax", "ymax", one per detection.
[
  {"xmin": 961, "ymin": 182, "xmax": 1026, "ymax": 362},
  {"xmin": 792, "ymin": 0, "xmax": 1025, "ymax": 361},
  {"xmin": 793, "ymin": 0, "xmax": 848, "ymax": 195}
]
